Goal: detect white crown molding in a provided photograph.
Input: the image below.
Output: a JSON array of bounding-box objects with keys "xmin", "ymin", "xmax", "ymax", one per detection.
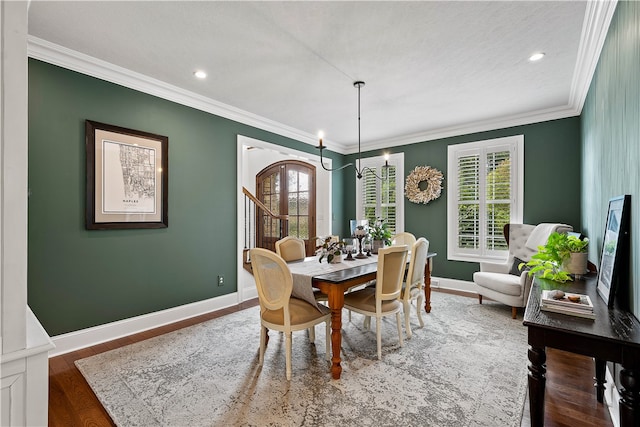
[
  {"xmin": 28, "ymin": 0, "xmax": 615, "ymax": 158},
  {"xmin": 569, "ymin": 0, "xmax": 618, "ymax": 112},
  {"xmin": 26, "ymin": 36, "xmax": 351, "ymax": 155},
  {"xmin": 349, "ymin": 104, "xmax": 580, "ymax": 154}
]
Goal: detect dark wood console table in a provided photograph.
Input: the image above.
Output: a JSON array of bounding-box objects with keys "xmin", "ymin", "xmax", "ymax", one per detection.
[{"xmin": 523, "ymin": 275, "xmax": 640, "ymax": 426}]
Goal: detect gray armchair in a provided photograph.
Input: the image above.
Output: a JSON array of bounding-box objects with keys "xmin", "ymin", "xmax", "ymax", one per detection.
[{"xmin": 473, "ymin": 223, "xmax": 572, "ymax": 318}]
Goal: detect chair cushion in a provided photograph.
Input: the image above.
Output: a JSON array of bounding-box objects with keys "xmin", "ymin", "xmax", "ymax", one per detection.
[
  {"xmin": 344, "ymin": 287, "xmax": 401, "ymax": 312},
  {"xmin": 473, "ymin": 272, "xmax": 522, "ymax": 296},
  {"xmin": 509, "ymin": 257, "xmax": 528, "ymax": 276},
  {"xmin": 262, "ymin": 297, "xmax": 329, "ymax": 325}
]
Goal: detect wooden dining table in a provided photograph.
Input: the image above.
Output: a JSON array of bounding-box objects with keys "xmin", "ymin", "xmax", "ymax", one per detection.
[{"xmin": 289, "ymin": 251, "xmax": 437, "ymax": 379}]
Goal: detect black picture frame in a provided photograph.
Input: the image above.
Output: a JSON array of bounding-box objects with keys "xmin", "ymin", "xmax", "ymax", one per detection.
[
  {"xmin": 86, "ymin": 120, "xmax": 168, "ymax": 230},
  {"xmin": 596, "ymin": 195, "xmax": 631, "ymax": 308}
]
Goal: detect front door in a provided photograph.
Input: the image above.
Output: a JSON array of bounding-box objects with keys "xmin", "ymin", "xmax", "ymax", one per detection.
[{"xmin": 256, "ymin": 160, "xmax": 316, "ymax": 255}]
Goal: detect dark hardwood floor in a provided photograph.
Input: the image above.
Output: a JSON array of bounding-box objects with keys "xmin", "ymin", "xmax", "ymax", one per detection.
[{"xmin": 49, "ymin": 292, "xmax": 613, "ymax": 427}]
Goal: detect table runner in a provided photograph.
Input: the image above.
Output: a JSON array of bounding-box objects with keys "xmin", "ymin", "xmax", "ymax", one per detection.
[{"xmin": 287, "ymin": 255, "xmax": 378, "ymax": 307}]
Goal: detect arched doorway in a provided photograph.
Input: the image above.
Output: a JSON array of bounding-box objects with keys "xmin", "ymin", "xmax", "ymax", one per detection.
[{"xmin": 256, "ymin": 160, "xmax": 316, "ymax": 256}]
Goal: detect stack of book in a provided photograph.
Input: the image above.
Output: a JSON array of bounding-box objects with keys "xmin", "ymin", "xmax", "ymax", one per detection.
[{"xmin": 541, "ymin": 290, "xmax": 595, "ymax": 319}]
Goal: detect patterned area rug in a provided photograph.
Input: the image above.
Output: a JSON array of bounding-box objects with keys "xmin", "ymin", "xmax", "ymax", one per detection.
[{"xmin": 76, "ymin": 293, "xmax": 528, "ymax": 426}]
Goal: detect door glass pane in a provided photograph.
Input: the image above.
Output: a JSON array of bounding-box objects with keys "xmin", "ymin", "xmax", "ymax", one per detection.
[
  {"xmin": 299, "ymin": 191, "xmax": 309, "ymax": 215},
  {"xmin": 299, "ymin": 173, "xmax": 309, "ymax": 191},
  {"xmin": 288, "ymin": 217, "xmax": 298, "ymax": 236},
  {"xmin": 298, "ymin": 217, "xmax": 309, "ymax": 239},
  {"xmin": 288, "ymin": 194, "xmax": 298, "ymax": 215},
  {"xmin": 288, "ymin": 170, "xmax": 298, "ymax": 192}
]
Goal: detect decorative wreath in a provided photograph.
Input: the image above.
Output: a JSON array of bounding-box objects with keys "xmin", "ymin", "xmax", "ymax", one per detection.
[{"xmin": 405, "ymin": 166, "xmax": 444, "ymax": 205}]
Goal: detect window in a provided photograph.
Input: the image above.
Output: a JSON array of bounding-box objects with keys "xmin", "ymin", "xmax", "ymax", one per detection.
[
  {"xmin": 447, "ymin": 135, "xmax": 523, "ymax": 262},
  {"xmin": 356, "ymin": 153, "xmax": 404, "ymax": 234}
]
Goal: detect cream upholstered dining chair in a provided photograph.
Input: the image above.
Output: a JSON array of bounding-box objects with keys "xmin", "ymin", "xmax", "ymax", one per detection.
[
  {"xmin": 344, "ymin": 245, "xmax": 409, "ymax": 360},
  {"xmin": 473, "ymin": 223, "xmax": 572, "ymax": 319},
  {"xmin": 249, "ymin": 248, "xmax": 331, "ymax": 380},
  {"xmin": 391, "ymin": 232, "xmax": 416, "ymax": 247},
  {"xmin": 275, "ymin": 236, "xmax": 306, "ymax": 262},
  {"xmin": 276, "ymin": 236, "xmax": 329, "ymax": 310},
  {"xmin": 401, "ymin": 237, "xmax": 429, "ymax": 339}
]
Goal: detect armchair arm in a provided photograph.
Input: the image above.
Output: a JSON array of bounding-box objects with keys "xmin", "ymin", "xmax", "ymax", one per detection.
[
  {"xmin": 479, "ymin": 261, "xmax": 510, "ymax": 274},
  {"xmin": 521, "ymin": 271, "xmax": 534, "ymax": 303}
]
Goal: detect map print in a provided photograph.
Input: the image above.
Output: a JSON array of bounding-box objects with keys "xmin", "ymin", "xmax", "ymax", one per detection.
[
  {"xmin": 120, "ymin": 144, "xmax": 156, "ymax": 201},
  {"xmin": 102, "ymin": 139, "xmax": 157, "ymax": 214}
]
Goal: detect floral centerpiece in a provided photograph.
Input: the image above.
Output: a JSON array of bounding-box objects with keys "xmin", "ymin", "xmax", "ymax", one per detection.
[{"xmin": 315, "ymin": 236, "xmax": 345, "ymax": 263}]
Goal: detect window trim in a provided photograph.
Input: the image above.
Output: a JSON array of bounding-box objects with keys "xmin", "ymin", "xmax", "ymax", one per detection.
[
  {"xmin": 447, "ymin": 135, "xmax": 524, "ymax": 263},
  {"xmin": 355, "ymin": 153, "xmax": 405, "ymax": 233}
]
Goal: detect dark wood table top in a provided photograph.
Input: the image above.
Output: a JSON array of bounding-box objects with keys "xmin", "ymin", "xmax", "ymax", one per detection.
[
  {"xmin": 313, "ymin": 252, "xmax": 437, "ymax": 284},
  {"xmin": 524, "ymin": 275, "xmax": 640, "ymax": 353}
]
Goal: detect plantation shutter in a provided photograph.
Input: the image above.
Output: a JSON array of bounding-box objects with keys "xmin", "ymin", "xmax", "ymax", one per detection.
[
  {"xmin": 362, "ymin": 168, "xmax": 378, "ymax": 226},
  {"xmin": 457, "ymin": 153, "xmax": 480, "ymax": 253},
  {"xmin": 485, "ymin": 150, "xmax": 511, "ymax": 251},
  {"xmin": 356, "ymin": 154, "xmax": 404, "ymax": 236},
  {"xmin": 447, "ymin": 135, "xmax": 523, "ymax": 262}
]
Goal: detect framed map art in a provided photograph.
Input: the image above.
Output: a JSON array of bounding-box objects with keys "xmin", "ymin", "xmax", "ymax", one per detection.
[{"xmin": 86, "ymin": 120, "xmax": 168, "ymax": 229}]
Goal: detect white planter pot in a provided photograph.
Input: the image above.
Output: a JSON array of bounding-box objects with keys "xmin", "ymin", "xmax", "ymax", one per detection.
[{"xmin": 564, "ymin": 252, "xmax": 588, "ymax": 275}]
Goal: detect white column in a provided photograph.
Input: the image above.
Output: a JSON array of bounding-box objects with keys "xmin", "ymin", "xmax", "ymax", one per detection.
[{"xmin": 1, "ymin": 2, "xmax": 54, "ymax": 426}]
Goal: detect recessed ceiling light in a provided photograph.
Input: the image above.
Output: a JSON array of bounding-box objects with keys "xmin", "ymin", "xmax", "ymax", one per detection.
[
  {"xmin": 194, "ymin": 70, "xmax": 207, "ymax": 79},
  {"xmin": 529, "ymin": 52, "xmax": 545, "ymax": 62}
]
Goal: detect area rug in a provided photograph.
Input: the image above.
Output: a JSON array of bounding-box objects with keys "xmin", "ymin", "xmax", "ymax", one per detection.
[{"xmin": 76, "ymin": 293, "xmax": 528, "ymax": 426}]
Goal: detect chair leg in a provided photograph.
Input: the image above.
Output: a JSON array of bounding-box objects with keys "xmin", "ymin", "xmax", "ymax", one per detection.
[
  {"xmin": 403, "ymin": 301, "xmax": 412, "ymax": 339},
  {"xmin": 376, "ymin": 317, "xmax": 382, "ymax": 360},
  {"xmin": 324, "ymin": 320, "xmax": 330, "ymax": 361},
  {"xmin": 285, "ymin": 332, "xmax": 292, "ymax": 380},
  {"xmin": 363, "ymin": 316, "xmax": 371, "ymax": 330},
  {"xmin": 396, "ymin": 312, "xmax": 404, "ymax": 348},
  {"xmin": 259, "ymin": 325, "xmax": 266, "ymax": 366},
  {"xmin": 416, "ymin": 294, "xmax": 424, "ymax": 328},
  {"xmin": 309, "ymin": 326, "xmax": 315, "ymax": 343},
  {"xmin": 511, "ymin": 307, "xmax": 517, "ymax": 319},
  {"xmin": 478, "ymin": 294, "xmax": 483, "ymax": 304}
]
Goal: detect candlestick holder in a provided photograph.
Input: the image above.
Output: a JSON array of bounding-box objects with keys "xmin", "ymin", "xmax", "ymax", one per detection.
[{"xmin": 355, "ymin": 235, "xmax": 368, "ymax": 259}]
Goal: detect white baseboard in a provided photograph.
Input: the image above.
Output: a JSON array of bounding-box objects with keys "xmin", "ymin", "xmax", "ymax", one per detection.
[
  {"xmin": 431, "ymin": 276, "xmax": 478, "ymax": 294},
  {"xmin": 604, "ymin": 366, "xmax": 620, "ymax": 427},
  {"xmin": 50, "ymin": 292, "xmax": 239, "ymax": 357},
  {"xmin": 49, "ymin": 276, "xmax": 474, "ymax": 358}
]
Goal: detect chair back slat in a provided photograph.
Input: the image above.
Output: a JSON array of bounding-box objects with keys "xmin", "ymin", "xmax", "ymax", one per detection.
[
  {"xmin": 406, "ymin": 238, "xmax": 429, "ymax": 295},
  {"xmin": 275, "ymin": 236, "xmax": 306, "ymax": 262},
  {"xmin": 376, "ymin": 245, "xmax": 409, "ymax": 302},
  {"xmin": 250, "ymin": 248, "xmax": 292, "ymax": 316}
]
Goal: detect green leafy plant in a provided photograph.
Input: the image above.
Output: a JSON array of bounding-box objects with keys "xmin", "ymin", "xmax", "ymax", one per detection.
[
  {"xmin": 559, "ymin": 235, "xmax": 589, "ymax": 257},
  {"xmin": 368, "ymin": 219, "xmax": 392, "ymax": 246},
  {"xmin": 315, "ymin": 236, "xmax": 345, "ymax": 263},
  {"xmin": 523, "ymin": 232, "xmax": 574, "ymax": 283}
]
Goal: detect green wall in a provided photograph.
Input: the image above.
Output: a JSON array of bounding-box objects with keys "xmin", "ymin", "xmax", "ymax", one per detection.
[
  {"xmin": 581, "ymin": 0, "xmax": 639, "ymax": 316},
  {"xmin": 28, "ymin": 59, "xmax": 346, "ymax": 336},
  {"xmin": 344, "ymin": 117, "xmax": 583, "ymax": 282}
]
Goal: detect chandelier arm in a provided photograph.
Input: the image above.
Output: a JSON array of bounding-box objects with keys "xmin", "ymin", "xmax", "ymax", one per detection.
[
  {"xmin": 360, "ymin": 165, "xmax": 389, "ymax": 181},
  {"xmin": 318, "ymin": 146, "xmax": 354, "ymax": 172}
]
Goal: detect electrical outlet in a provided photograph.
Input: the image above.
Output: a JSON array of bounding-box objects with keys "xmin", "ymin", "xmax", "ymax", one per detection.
[{"xmin": 217, "ymin": 275, "xmax": 224, "ymax": 286}]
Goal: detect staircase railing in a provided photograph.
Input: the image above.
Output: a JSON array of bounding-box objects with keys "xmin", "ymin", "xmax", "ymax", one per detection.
[{"xmin": 242, "ymin": 187, "xmax": 288, "ymax": 270}]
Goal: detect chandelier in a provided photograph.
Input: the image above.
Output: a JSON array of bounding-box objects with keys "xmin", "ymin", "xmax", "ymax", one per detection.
[{"xmin": 317, "ymin": 81, "xmax": 389, "ymax": 180}]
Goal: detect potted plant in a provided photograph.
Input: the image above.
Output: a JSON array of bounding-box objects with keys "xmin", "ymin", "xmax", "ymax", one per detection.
[
  {"xmin": 368, "ymin": 219, "xmax": 392, "ymax": 254},
  {"xmin": 560, "ymin": 234, "xmax": 589, "ymax": 275},
  {"xmin": 522, "ymin": 232, "xmax": 573, "ymax": 283},
  {"xmin": 315, "ymin": 236, "xmax": 345, "ymax": 263}
]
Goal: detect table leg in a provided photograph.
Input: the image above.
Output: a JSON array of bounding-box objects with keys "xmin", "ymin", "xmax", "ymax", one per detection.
[
  {"xmin": 327, "ymin": 288, "xmax": 345, "ymax": 380},
  {"xmin": 619, "ymin": 368, "xmax": 640, "ymax": 427},
  {"xmin": 424, "ymin": 258, "xmax": 432, "ymax": 313},
  {"xmin": 594, "ymin": 358, "xmax": 606, "ymax": 403},
  {"xmin": 528, "ymin": 345, "xmax": 546, "ymax": 427}
]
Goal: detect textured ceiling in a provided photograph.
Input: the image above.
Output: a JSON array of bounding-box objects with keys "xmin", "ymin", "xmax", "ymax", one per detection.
[{"xmin": 28, "ymin": 1, "xmax": 607, "ymax": 153}]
